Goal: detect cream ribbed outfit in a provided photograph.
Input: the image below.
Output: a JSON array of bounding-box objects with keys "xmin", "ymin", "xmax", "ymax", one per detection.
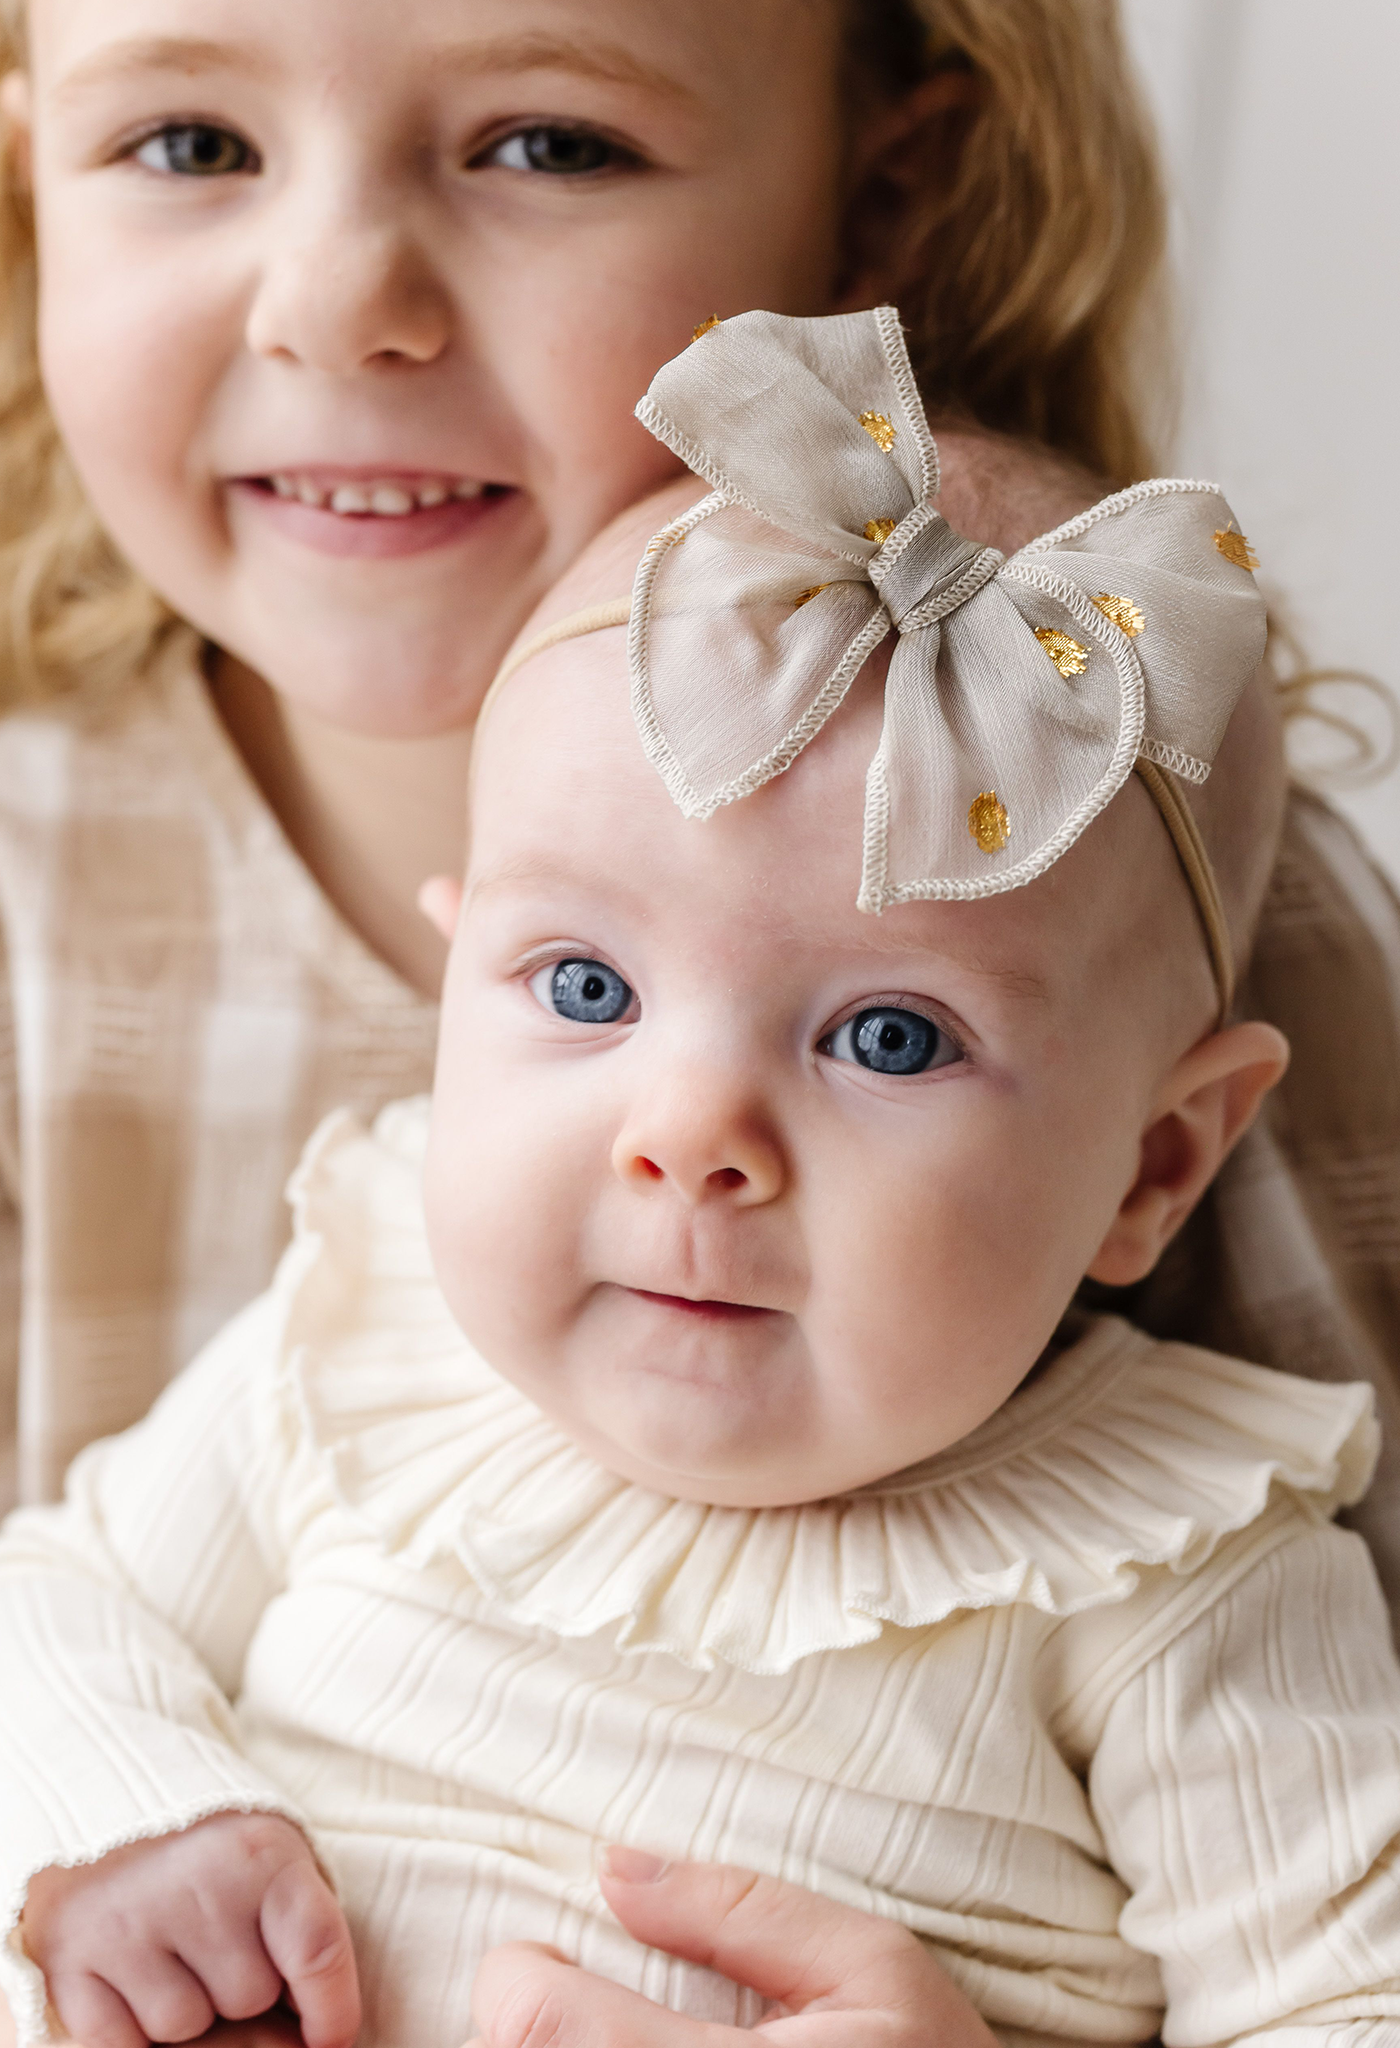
[{"xmin": 2, "ymin": 1100, "xmax": 1400, "ymax": 2048}]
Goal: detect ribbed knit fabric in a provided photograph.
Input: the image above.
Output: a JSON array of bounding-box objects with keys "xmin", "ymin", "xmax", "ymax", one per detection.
[{"xmin": 2, "ymin": 1101, "xmax": 1399, "ymax": 2048}]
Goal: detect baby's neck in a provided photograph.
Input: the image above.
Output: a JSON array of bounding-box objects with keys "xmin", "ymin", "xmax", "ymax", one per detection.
[{"xmin": 209, "ymin": 652, "xmax": 473, "ymax": 998}]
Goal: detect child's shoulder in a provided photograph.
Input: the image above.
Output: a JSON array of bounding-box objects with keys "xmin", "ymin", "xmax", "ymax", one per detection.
[{"xmin": 0, "ymin": 629, "xmax": 232, "ymax": 827}]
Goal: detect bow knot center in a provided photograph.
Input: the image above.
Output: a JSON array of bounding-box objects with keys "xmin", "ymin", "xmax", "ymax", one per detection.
[{"xmin": 872, "ymin": 516, "xmax": 1003, "ymax": 632}]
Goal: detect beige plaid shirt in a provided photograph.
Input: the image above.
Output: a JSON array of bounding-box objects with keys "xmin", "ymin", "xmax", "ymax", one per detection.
[
  {"xmin": 0, "ymin": 643, "xmax": 1396, "ymax": 1624},
  {"xmin": 0, "ymin": 636, "xmax": 437, "ymax": 1507}
]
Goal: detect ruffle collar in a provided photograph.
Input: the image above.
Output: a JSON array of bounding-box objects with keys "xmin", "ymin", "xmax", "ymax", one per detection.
[{"xmin": 282, "ymin": 1103, "xmax": 1379, "ymax": 1677}]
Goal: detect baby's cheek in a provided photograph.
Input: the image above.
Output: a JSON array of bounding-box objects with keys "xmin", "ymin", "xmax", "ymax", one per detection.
[
  {"xmin": 807, "ymin": 1110, "xmax": 1075, "ymax": 1384},
  {"xmin": 423, "ymin": 1072, "xmax": 593, "ymax": 1361}
]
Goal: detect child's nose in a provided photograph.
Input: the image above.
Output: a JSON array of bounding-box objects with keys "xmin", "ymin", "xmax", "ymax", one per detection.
[
  {"xmin": 245, "ymin": 195, "xmax": 453, "ymax": 374},
  {"xmin": 611, "ymin": 1072, "xmax": 787, "ymax": 1209}
]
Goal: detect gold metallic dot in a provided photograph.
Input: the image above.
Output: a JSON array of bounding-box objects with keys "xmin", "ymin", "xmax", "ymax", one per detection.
[
  {"xmin": 968, "ymin": 792, "xmax": 1011, "ymax": 854},
  {"xmin": 793, "ymin": 584, "xmax": 831, "ymax": 609},
  {"xmin": 1093, "ymin": 592, "xmax": 1146, "ymax": 637},
  {"xmin": 1214, "ymin": 523, "xmax": 1260, "ymax": 572},
  {"xmin": 865, "ymin": 517, "xmax": 897, "ymax": 546},
  {"xmin": 1035, "ymin": 628, "xmax": 1090, "ymax": 678},
  {"xmin": 692, "ymin": 315, "xmax": 721, "ymax": 342},
  {"xmin": 859, "ymin": 410, "xmax": 897, "ymax": 454}
]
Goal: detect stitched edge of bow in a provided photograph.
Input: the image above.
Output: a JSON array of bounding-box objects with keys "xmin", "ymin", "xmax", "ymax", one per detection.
[
  {"xmin": 857, "ymin": 564, "xmax": 1148, "ymax": 911},
  {"xmin": 629, "ymin": 490, "xmax": 893, "ymax": 820},
  {"xmin": 1011, "ymin": 476, "xmax": 1227, "ymax": 558},
  {"xmin": 871, "ymin": 303, "xmax": 941, "ymax": 507}
]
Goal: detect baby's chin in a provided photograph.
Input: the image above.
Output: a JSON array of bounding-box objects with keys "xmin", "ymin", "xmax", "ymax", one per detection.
[
  {"xmin": 498, "ymin": 1316, "xmax": 861, "ymax": 1509},
  {"xmin": 499, "ymin": 1337, "xmax": 931, "ymax": 1513}
]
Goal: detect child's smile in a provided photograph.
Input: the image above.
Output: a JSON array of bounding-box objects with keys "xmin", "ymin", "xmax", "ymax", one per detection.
[
  {"xmin": 236, "ymin": 471, "xmax": 512, "ymax": 562},
  {"xmin": 17, "ymin": 0, "xmax": 852, "ymax": 738}
]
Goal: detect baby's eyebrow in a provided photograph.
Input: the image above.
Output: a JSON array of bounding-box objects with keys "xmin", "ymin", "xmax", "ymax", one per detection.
[
  {"xmin": 53, "ymin": 38, "xmax": 278, "ymax": 100},
  {"xmin": 467, "ymin": 854, "xmax": 639, "ymax": 910},
  {"xmin": 816, "ymin": 936, "xmax": 1052, "ymax": 1007}
]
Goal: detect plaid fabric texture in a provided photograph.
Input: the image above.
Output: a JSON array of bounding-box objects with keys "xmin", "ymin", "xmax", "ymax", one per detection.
[
  {"xmin": 0, "ymin": 639, "xmax": 438, "ymax": 1508},
  {"xmin": 0, "ymin": 644, "xmax": 1396, "ymax": 1635}
]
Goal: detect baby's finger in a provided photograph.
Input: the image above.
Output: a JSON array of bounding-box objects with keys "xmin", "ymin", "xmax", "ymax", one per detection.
[
  {"xmin": 115, "ymin": 1949, "xmax": 217, "ymax": 2045},
  {"xmin": 180, "ymin": 1927, "xmax": 284, "ymax": 2025},
  {"xmin": 259, "ymin": 1860, "xmax": 360, "ymax": 2048},
  {"xmin": 46, "ymin": 1972, "xmax": 149, "ymax": 2048}
]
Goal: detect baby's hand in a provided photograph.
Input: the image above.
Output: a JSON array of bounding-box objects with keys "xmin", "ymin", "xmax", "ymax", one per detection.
[{"xmin": 21, "ymin": 1814, "xmax": 360, "ymax": 2048}]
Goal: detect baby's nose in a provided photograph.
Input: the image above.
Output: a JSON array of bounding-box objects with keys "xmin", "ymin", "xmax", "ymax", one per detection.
[{"xmin": 611, "ymin": 1079, "xmax": 786, "ymax": 1208}]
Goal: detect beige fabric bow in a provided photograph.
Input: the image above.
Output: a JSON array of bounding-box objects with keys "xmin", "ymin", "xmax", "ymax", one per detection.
[{"xmin": 629, "ymin": 307, "xmax": 1268, "ymax": 915}]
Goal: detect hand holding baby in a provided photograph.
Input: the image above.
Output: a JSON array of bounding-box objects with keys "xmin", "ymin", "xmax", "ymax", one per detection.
[
  {"xmin": 466, "ymin": 1854, "xmax": 999, "ymax": 2048},
  {"xmin": 21, "ymin": 1816, "xmax": 359, "ymax": 2048}
]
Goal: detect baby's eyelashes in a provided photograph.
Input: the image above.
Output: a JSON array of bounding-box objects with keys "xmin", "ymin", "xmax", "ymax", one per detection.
[
  {"xmin": 531, "ymin": 958, "xmax": 637, "ymax": 1027},
  {"xmin": 822, "ymin": 1007, "xmax": 963, "ymax": 1078}
]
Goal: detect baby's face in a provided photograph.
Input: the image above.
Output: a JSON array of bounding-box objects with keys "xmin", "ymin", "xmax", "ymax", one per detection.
[
  {"xmin": 427, "ymin": 632, "xmax": 1201, "ymax": 1509},
  {"xmin": 18, "ymin": 0, "xmax": 849, "ymax": 734}
]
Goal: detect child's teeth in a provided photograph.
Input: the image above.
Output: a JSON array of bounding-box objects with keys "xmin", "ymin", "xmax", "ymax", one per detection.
[{"xmin": 273, "ymin": 475, "xmax": 485, "ymax": 514}]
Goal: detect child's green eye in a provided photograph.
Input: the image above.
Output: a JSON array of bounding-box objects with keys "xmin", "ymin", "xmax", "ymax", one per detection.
[
  {"xmin": 134, "ymin": 125, "xmax": 256, "ymax": 178},
  {"xmin": 486, "ymin": 127, "xmax": 622, "ymax": 177}
]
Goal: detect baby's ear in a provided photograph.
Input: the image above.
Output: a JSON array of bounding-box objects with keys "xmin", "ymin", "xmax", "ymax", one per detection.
[
  {"xmin": 1086, "ymin": 1022, "xmax": 1290, "ymax": 1288},
  {"xmin": 417, "ymin": 875, "xmax": 463, "ymax": 940}
]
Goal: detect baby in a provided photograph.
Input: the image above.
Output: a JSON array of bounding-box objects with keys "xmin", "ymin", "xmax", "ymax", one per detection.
[{"xmin": 4, "ymin": 311, "xmax": 1400, "ymax": 2048}]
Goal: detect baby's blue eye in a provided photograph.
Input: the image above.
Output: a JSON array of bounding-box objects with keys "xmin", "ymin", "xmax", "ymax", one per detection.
[
  {"xmin": 825, "ymin": 1008, "xmax": 958, "ymax": 1077},
  {"xmin": 535, "ymin": 959, "xmax": 636, "ymax": 1026},
  {"xmin": 135, "ymin": 124, "xmax": 256, "ymax": 177},
  {"xmin": 486, "ymin": 127, "xmax": 620, "ymax": 176}
]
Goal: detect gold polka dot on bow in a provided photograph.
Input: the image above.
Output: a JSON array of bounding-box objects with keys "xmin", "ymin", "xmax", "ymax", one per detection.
[
  {"xmin": 865, "ymin": 518, "xmax": 897, "ymax": 547},
  {"xmin": 1093, "ymin": 593, "xmax": 1146, "ymax": 638},
  {"xmin": 968, "ymin": 793, "xmax": 1011, "ymax": 854},
  {"xmin": 1035, "ymin": 629, "xmax": 1089, "ymax": 678},
  {"xmin": 793, "ymin": 584, "xmax": 831, "ymax": 609},
  {"xmin": 859, "ymin": 411, "xmax": 897, "ymax": 454},
  {"xmin": 1214, "ymin": 522, "xmax": 1260, "ymax": 572},
  {"xmin": 692, "ymin": 315, "xmax": 721, "ymax": 342}
]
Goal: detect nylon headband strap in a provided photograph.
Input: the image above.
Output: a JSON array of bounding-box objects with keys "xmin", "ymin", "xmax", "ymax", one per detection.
[
  {"xmin": 482, "ymin": 599, "xmax": 634, "ymax": 721},
  {"xmin": 1134, "ymin": 759, "xmax": 1236, "ymax": 1019},
  {"xmin": 488, "ymin": 604, "xmax": 1237, "ymax": 1022}
]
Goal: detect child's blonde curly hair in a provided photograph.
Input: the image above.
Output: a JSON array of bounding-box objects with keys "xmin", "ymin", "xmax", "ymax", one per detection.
[{"xmin": 0, "ymin": 0, "xmax": 1168, "ymax": 711}]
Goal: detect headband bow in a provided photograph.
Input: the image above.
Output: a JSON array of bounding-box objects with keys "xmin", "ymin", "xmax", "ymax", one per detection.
[{"xmin": 629, "ymin": 307, "xmax": 1268, "ymax": 917}]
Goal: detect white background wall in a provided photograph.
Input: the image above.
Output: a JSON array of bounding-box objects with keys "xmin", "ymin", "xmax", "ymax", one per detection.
[{"xmin": 1122, "ymin": 0, "xmax": 1400, "ymax": 884}]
